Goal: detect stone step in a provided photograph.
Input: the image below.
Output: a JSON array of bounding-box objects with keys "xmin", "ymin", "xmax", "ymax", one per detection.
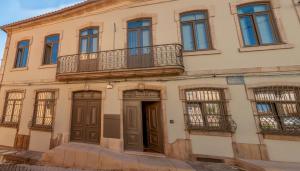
[{"xmin": 41, "ymin": 143, "xmax": 195, "ymax": 171}]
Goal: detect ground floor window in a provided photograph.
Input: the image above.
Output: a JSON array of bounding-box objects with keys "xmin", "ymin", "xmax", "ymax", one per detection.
[
  {"xmin": 183, "ymin": 88, "xmax": 234, "ymax": 132},
  {"xmin": 1, "ymin": 91, "xmax": 24, "ymax": 127},
  {"xmin": 31, "ymin": 91, "xmax": 56, "ymax": 130},
  {"xmin": 253, "ymin": 86, "xmax": 300, "ymax": 135}
]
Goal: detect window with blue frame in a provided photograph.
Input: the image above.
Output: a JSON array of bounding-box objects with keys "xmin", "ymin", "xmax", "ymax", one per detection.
[
  {"xmin": 237, "ymin": 3, "xmax": 280, "ymax": 47},
  {"xmin": 79, "ymin": 27, "xmax": 99, "ymax": 54},
  {"xmin": 180, "ymin": 11, "xmax": 212, "ymax": 51},
  {"xmin": 15, "ymin": 40, "xmax": 29, "ymax": 68},
  {"xmin": 43, "ymin": 34, "xmax": 60, "ymax": 65}
]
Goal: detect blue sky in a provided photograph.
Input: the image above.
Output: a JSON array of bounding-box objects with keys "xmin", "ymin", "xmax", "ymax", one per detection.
[{"xmin": 0, "ymin": 0, "xmax": 85, "ymax": 63}]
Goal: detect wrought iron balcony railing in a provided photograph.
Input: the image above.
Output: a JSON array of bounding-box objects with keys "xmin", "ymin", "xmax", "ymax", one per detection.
[
  {"xmin": 255, "ymin": 114, "xmax": 300, "ymax": 135},
  {"xmin": 56, "ymin": 44, "xmax": 184, "ymax": 80},
  {"xmin": 184, "ymin": 114, "xmax": 237, "ymax": 133}
]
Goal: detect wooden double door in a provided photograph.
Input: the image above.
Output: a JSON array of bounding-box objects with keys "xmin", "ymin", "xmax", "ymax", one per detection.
[
  {"xmin": 124, "ymin": 100, "xmax": 164, "ymax": 153},
  {"xmin": 71, "ymin": 92, "xmax": 101, "ymax": 144}
]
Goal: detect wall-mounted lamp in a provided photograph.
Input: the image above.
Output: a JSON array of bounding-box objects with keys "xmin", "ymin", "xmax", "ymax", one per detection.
[{"xmin": 106, "ymin": 82, "xmax": 113, "ymax": 89}]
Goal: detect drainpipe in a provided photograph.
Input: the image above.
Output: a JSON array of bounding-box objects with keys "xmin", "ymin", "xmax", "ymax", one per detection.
[{"xmin": 0, "ymin": 28, "xmax": 12, "ymax": 93}]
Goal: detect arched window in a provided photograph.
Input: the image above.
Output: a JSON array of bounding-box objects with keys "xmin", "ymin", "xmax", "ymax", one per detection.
[
  {"xmin": 15, "ymin": 40, "xmax": 29, "ymax": 68},
  {"xmin": 237, "ymin": 3, "xmax": 280, "ymax": 46}
]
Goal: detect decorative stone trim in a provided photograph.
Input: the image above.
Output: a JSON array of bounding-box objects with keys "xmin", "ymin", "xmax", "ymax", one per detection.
[
  {"xmin": 230, "ymin": 0, "xmax": 291, "ymax": 51},
  {"xmin": 239, "ymin": 43, "xmax": 294, "ymax": 52},
  {"xmin": 174, "ymin": 5, "xmax": 220, "ymax": 54}
]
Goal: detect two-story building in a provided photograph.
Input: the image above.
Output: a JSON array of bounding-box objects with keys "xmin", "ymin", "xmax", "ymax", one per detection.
[{"xmin": 0, "ymin": 0, "xmax": 300, "ymax": 163}]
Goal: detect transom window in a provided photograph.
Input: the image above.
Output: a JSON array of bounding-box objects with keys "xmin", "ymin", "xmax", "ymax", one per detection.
[
  {"xmin": 254, "ymin": 87, "xmax": 300, "ymax": 135},
  {"xmin": 15, "ymin": 40, "xmax": 29, "ymax": 68},
  {"xmin": 1, "ymin": 92, "xmax": 24, "ymax": 126},
  {"xmin": 79, "ymin": 27, "xmax": 99, "ymax": 54},
  {"xmin": 180, "ymin": 11, "xmax": 212, "ymax": 51},
  {"xmin": 43, "ymin": 34, "xmax": 60, "ymax": 65},
  {"xmin": 32, "ymin": 91, "xmax": 56, "ymax": 130},
  {"xmin": 183, "ymin": 88, "xmax": 233, "ymax": 132},
  {"xmin": 237, "ymin": 3, "xmax": 280, "ymax": 46}
]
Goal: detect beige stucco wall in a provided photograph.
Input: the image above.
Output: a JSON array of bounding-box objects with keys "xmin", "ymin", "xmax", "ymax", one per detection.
[{"xmin": 0, "ymin": 0, "xmax": 299, "ymax": 163}]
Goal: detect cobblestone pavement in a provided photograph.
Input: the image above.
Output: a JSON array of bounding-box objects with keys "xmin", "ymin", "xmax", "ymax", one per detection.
[{"xmin": 188, "ymin": 161, "xmax": 247, "ymax": 171}]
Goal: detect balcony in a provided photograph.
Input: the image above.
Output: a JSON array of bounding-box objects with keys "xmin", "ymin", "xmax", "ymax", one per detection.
[{"xmin": 56, "ymin": 44, "xmax": 184, "ymax": 81}]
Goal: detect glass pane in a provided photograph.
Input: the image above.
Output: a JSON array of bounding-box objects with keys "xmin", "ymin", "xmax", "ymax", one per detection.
[
  {"xmin": 278, "ymin": 103, "xmax": 298, "ymax": 115},
  {"xmin": 18, "ymin": 40, "xmax": 29, "ymax": 47},
  {"xmin": 181, "ymin": 24, "xmax": 194, "ymax": 51},
  {"xmin": 22, "ymin": 47, "xmax": 29, "ymax": 67},
  {"xmin": 255, "ymin": 14, "xmax": 277, "ymax": 44},
  {"xmin": 187, "ymin": 103, "xmax": 204, "ymax": 126},
  {"xmin": 204, "ymin": 103, "xmax": 220, "ymax": 115},
  {"xmin": 256, "ymin": 103, "xmax": 273, "ymax": 114},
  {"xmin": 16, "ymin": 49, "xmax": 23, "ymax": 67},
  {"xmin": 91, "ymin": 29, "xmax": 98, "ymax": 35},
  {"xmin": 8, "ymin": 92, "xmax": 23, "ymax": 100},
  {"xmin": 44, "ymin": 44, "xmax": 52, "ymax": 64},
  {"xmin": 239, "ymin": 16, "xmax": 257, "ymax": 46},
  {"xmin": 141, "ymin": 29, "xmax": 151, "ymax": 54},
  {"xmin": 80, "ymin": 38, "xmax": 88, "ymax": 53},
  {"xmin": 51, "ymin": 43, "xmax": 59, "ymax": 64},
  {"xmin": 186, "ymin": 89, "xmax": 221, "ymax": 101},
  {"xmin": 128, "ymin": 20, "xmax": 151, "ymax": 29},
  {"xmin": 36, "ymin": 101, "xmax": 45, "ymax": 125},
  {"xmin": 91, "ymin": 37, "xmax": 98, "ymax": 53},
  {"xmin": 181, "ymin": 12, "xmax": 206, "ymax": 22},
  {"xmin": 128, "ymin": 30, "xmax": 139, "ymax": 55},
  {"xmin": 37, "ymin": 92, "xmax": 54, "ymax": 100},
  {"xmin": 46, "ymin": 35, "xmax": 59, "ymax": 43},
  {"xmin": 238, "ymin": 4, "xmax": 269, "ymax": 14},
  {"xmin": 80, "ymin": 30, "xmax": 88, "ymax": 36},
  {"xmin": 195, "ymin": 22, "xmax": 209, "ymax": 50}
]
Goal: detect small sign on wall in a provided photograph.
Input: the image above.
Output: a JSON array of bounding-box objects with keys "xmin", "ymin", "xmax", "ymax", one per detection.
[{"xmin": 226, "ymin": 76, "xmax": 245, "ymax": 85}]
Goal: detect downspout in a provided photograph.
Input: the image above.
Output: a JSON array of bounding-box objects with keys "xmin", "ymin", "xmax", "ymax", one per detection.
[{"xmin": 0, "ymin": 28, "xmax": 12, "ymax": 94}]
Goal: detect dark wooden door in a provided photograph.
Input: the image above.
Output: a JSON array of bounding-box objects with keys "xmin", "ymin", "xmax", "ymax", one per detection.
[
  {"xmin": 145, "ymin": 102, "xmax": 163, "ymax": 153},
  {"xmin": 127, "ymin": 19, "xmax": 153, "ymax": 68},
  {"xmin": 71, "ymin": 99, "xmax": 101, "ymax": 144},
  {"xmin": 123, "ymin": 101, "xmax": 143, "ymax": 151}
]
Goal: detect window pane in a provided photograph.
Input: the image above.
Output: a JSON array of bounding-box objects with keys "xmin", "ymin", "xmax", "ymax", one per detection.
[
  {"xmin": 181, "ymin": 24, "xmax": 194, "ymax": 51},
  {"xmin": 21, "ymin": 47, "xmax": 29, "ymax": 67},
  {"xmin": 238, "ymin": 4, "xmax": 269, "ymax": 14},
  {"xmin": 51, "ymin": 43, "xmax": 59, "ymax": 64},
  {"xmin": 80, "ymin": 38, "xmax": 88, "ymax": 53},
  {"xmin": 239, "ymin": 16, "xmax": 257, "ymax": 46},
  {"xmin": 16, "ymin": 49, "xmax": 24, "ymax": 68},
  {"xmin": 128, "ymin": 30, "xmax": 139, "ymax": 55},
  {"xmin": 44, "ymin": 44, "xmax": 52, "ymax": 64},
  {"xmin": 141, "ymin": 29, "xmax": 151, "ymax": 54},
  {"xmin": 255, "ymin": 14, "xmax": 277, "ymax": 44},
  {"xmin": 195, "ymin": 22, "xmax": 209, "ymax": 50},
  {"xmin": 128, "ymin": 20, "xmax": 151, "ymax": 29},
  {"xmin": 256, "ymin": 103, "xmax": 273, "ymax": 114},
  {"xmin": 90, "ymin": 37, "xmax": 98, "ymax": 53},
  {"xmin": 80, "ymin": 30, "xmax": 88, "ymax": 36},
  {"xmin": 18, "ymin": 40, "xmax": 29, "ymax": 47},
  {"xmin": 181, "ymin": 12, "xmax": 206, "ymax": 22},
  {"xmin": 187, "ymin": 103, "xmax": 204, "ymax": 126}
]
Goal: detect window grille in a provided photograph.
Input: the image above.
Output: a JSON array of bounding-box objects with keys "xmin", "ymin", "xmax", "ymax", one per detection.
[
  {"xmin": 31, "ymin": 91, "xmax": 56, "ymax": 130},
  {"xmin": 253, "ymin": 86, "xmax": 300, "ymax": 135},
  {"xmin": 183, "ymin": 88, "xmax": 235, "ymax": 132},
  {"xmin": 1, "ymin": 92, "xmax": 24, "ymax": 127}
]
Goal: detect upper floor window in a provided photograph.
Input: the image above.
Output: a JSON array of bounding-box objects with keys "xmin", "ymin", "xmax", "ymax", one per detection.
[
  {"xmin": 183, "ymin": 88, "xmax": 234, "ymax": 132},
  {"xmin": 43, "ymin": 34, "xmax": 60, "ymax": 65},
  {"xmin": 79, "ymin": 27, "xmax": 99, "ymax": 54},
  {"xmin": 15, "ymin": 40, "xmax": 29, "ymax": 68},
  {"xmin": 32, "ymin": 91, "xmax": 56, "ymax": 130},
  {"xmin": 1, "ymin": 92, "xmax": 24, "ymax": 127},
  {"xmin": 180, "ymin": 11, "xmax": 212, "ymax": 51},
  {"xmin": 237, "ymin": 3, "xmax": 280, "ymax": 47},
  {"xmin": 254, "ymin": 86, "xmax": 300, "ymax": 135}
]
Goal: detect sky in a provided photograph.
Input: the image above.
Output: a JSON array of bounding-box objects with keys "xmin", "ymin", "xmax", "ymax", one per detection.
[{"xmin": 0, "ymin": 0, "xmax": 85, "ymax": 63}]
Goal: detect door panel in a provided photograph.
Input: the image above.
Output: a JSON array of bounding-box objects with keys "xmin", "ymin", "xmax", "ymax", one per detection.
[
  {"xmin": 71, "ymin": 98, "xmax": 101, "ymax": 144},
  {"xmin": 146, "ymin": 102, "xmax": 163, "ymax": 153},
  {"xmin": 124, "ymin": 101, "xmax": 143, "ymax": 151}
]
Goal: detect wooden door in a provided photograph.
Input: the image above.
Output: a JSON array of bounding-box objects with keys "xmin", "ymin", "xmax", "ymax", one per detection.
[
  {"xmin": 145, "ymin": 102, "xmax": 163, "ymax": 153},
  {"xmin": 123, "ymin": 101, "xmax": 143, "ymax": 151},
  {"xmin": 71, "ymin": 98, "xmax": 101, "ymax": 144}
]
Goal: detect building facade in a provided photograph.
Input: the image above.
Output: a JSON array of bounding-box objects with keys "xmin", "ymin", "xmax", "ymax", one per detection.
[{"xmin": 0, "ymin": 0, "xmax": 300, "ymax": 163}]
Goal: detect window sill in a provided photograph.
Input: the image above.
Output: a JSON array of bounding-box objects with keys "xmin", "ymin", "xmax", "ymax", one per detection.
[
  {"xmin": 30, "ymin": 126, "xmax": 52, "ymax": 132},
  {"xmin": 39, "ymin": 64, "xmax": 57, "ymax": 69},
  {"xmin": 239, "ymin": 43, "xmax": 294, "ymax": 52},
  {"xmin": 263, "ymin": 134, "xmax": 300, "ymax": 142},
  {"xmin": 188, "ymin": 130, "xmax": 233, "ymax": 137},
  {"xmin": 183, "ymin": 49, "xmax": 222, "ymax": 56},
  {"xmin": 10, "ymin": 67, "xmax": 28, "ymax": 72},
  {"xmin": 0, "ymin": 123, "xmax": 18, "ymax": 128}
]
